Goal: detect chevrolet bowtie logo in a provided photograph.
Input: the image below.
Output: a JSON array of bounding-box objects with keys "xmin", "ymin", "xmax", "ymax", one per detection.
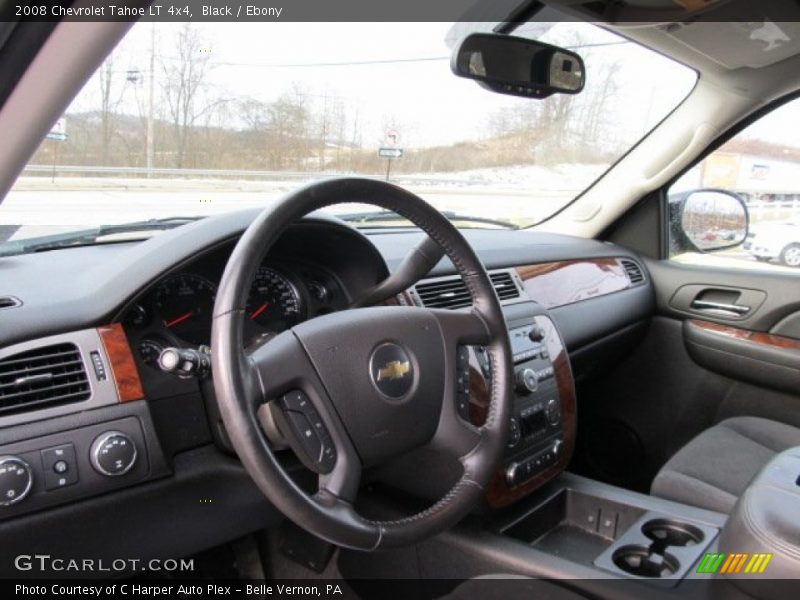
[{"xmin": 377, "ymin": 360, "xmax": 411, "ymax": 381}]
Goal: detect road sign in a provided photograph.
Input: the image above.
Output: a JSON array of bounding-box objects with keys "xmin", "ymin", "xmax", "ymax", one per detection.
[
  {"xmin": 378, "ymin": 147, "xmax": 403, "ymax": 159},
  {"xmin": 385, "ymin": 129, "xmax": 400, "ymax": 147},
  {"xmin": 46, "ymin": 118, "xmax": 67, "ymax": 142}
]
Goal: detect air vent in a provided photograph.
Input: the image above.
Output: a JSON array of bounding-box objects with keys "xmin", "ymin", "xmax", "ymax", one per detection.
[
  {"xmin": 0, "ymin": 343, "xmax": 91, "ymax": 416},
  {"xmin": 0, "ymin": 296, "xmax": 21, "ymax": 309},
  {"xmin": 621, "ymin": 259, "xmax": 645, "ymax": 285},
  {"xmin": 415, "ymin": 271, "xmax": 521, "ymax": 310},
  {"xmin": 490, "ymin": 272, "xmax": 520, "ymax": 301}
]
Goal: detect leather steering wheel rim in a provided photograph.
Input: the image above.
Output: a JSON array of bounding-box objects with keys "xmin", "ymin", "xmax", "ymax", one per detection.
[{"xmin": 211, "ymin": 177, "xmax": 513, "ymax": 550}]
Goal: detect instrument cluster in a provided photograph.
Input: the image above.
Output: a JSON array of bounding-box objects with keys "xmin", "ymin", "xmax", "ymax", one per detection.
[{"xmin": 123, "ymin": 259, "xmax": 346, "ymax": 368}]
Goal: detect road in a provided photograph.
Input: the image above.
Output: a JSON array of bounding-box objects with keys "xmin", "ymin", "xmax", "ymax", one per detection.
[{"xmin": 0, "ymin": 177, "xmax": 574, "ymax": 239}]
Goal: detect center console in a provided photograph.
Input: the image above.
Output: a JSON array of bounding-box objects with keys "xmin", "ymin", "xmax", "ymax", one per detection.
[
  {"xmin": 501, "ymin": 481, "xmax": 721, "ymax": 584},
  {"xmin": 462, "ymin": 305, "xmax": 577, "ymax": 508}
]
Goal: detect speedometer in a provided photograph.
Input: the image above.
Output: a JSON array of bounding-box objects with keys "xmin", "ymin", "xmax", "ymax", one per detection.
[
  {"xmin": 154, "ymin": 273, "xmax": 217, "ymax": 345},
  {"xmin": 246, "ymin": 267, "xmax": 304, "ymax": 332}
]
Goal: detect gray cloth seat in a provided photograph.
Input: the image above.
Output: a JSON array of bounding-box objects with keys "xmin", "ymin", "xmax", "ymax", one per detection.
[{"xmin": 651, "ymin": 416, "xmax": 800, "ymax": 513}]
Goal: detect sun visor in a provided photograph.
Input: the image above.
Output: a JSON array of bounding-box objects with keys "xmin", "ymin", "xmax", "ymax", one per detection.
[{"xmin": 659, "ymin": 21, "xmax": 800, "ymax": 69}]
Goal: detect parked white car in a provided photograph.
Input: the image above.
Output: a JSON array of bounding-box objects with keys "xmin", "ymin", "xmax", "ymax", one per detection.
[{"xmin": 743, "ymin": 220, "xmax": 800, "ymax": 266}]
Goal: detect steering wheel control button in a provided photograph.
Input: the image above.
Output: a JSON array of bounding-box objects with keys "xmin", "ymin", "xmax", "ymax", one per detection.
[
  {"xmin": 40, "ymin": 443, "xmax": 78, "ymax": 490},
  {"xmin": 90, "ymin": 432, "xmax": 137, "ymax": 477},
  {"xmin": 369, "ymin": 342, "xmax": 414, "ymax": 400},
  {"xmin": 455, "ymin": 346, "xmax": 471, "ymax": 420},
  {"xmin": 280, "ymin": 390, "xmax": 313, "ymax": 412},
  {"xmin": 0, "ymin": 456, "xmax": 33, "ymax": 506},
  {"xmin": 286, "ymin": 411, "xmax": 323, "ymax": 460},
  {"xmin": 280, "ymin": 391, "xmax": 336, "ymax": 473}
]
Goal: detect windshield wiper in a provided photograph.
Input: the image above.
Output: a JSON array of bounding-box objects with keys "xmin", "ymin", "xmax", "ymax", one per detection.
[
  {"xmin": 0, "ymin": 216, "xmax": 203, "ymax": 258},
  {"xmin": 339, "ymin": 209, "xmax": 518, "ymax": 230}
]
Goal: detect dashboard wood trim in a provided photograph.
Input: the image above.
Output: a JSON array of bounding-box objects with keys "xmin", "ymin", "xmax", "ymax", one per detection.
[
  {"xmin": 515, "ymin": 258, "xmax": 632, "ymax": 309},
  {"xmin": 98, "ymin": 323, "xmax": 145, "ymax": 403},
  {"xmin": 689, "ymin": 319, "xmax": 800, "ymax": 350}
]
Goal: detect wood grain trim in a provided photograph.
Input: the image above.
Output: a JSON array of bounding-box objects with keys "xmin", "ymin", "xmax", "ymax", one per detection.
[
  {"xmin": 516, "ymin": 258, "xmax": 633, "ymax": 310},
  {"xmin": 484, "ymin": 315, "xmax": 577, "ymax": 508},
  {"xmin": 689, "ymin": 319, "xmax": 800, "ymax": 351},
  {"xmin": 97, "ymin": 323, "xmax": 145, "ymax": 403}
]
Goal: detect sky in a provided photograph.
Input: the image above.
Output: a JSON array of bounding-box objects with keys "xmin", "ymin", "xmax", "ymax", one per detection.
[{"xmin": 66, "ymin": 21, "xmax": 698, "ymax": 152}]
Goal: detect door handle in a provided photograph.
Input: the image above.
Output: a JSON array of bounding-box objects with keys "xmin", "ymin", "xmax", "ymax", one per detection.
[{"xmin": 690, "ymin": 299, "xmax": 751, "ymax": 317}]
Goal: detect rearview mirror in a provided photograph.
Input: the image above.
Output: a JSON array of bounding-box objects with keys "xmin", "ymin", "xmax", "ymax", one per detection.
[
  {"xmin": 451, "ymin": 33, "xmax": 585, "ymax": 99},
  {"xmin": 670, "ymin": 189, "xmax": 749, "ymax": 253}
]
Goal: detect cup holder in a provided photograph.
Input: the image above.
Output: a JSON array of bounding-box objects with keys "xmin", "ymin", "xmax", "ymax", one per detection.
[
  {"xmin": 595, "ymin": 513, "xmax": 717, "ymax": 582},
  {"xmin": 612, "ymin": 545, "xmax": 680, "ymax": 578},
  {"xmin": 642, "ymin": 518, "xmax": 705, "ymax": 550}
]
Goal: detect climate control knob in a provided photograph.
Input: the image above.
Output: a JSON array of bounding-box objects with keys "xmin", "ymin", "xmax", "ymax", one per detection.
[
  {"xmin": 515, "ymin": 368, "xmax": 539, "ymax": 394},
  {"xmin": 90, "ymin": 432, "xmax": 137, "ymax": 477},
  {"xmin": 0, "ymin": 456, "xmax": 33, "ymax": 506}
]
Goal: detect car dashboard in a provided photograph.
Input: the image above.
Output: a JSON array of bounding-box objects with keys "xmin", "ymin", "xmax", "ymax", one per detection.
[{"xmin": 0, "ymin": 209, "xmax": 654, "ymax": 573}]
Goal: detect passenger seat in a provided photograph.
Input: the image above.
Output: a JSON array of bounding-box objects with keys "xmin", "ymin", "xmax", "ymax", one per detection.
[{"xmin": 651, "ymin": 416, "xmax": 800, "ymax": 513}]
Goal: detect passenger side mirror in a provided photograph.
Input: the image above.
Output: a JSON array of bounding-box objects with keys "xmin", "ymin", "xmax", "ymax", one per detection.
[
  {"xmin": 451, "ymin": 33, "xmax": 585, "ymax": 99},
  {"xmin": 670, "ymin": 189, "xmax": 749, "ymax": 253}
]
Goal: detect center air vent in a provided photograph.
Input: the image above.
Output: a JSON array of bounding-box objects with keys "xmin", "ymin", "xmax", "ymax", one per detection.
[
  {"xmin": 414, "ymin": 270, "xmax": 521, "ymax": 310},
  {"xmin": 490, "ymin": 271, "xmax": 519, "ymax": 300},
  {"xmin": 0, "ymin": 343, "xmax": 91, "ymax": 416},
  {"xmin": 620, "ymin": 259, "xmax": 645, "ymax": 285}
]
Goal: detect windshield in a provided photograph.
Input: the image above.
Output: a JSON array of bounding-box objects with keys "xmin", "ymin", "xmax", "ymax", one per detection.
[{"xmin": 0, "ymin": 21, "xmax": 695, "ymax": 250}]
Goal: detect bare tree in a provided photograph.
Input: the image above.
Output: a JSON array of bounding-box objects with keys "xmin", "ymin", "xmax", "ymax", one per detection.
[
  {"xmin": 582, "ymin": 60, "xmax": 621, "ymax": 152},
  {"xmin": 267, "ymin": 87, "xmax": 312, "ymax": 170},
  {"xmin": 160, "ymin": 24, "xmax": 223, "ymax": 168},
  {"xmin": 97, "ymin": 54, "xmax": 126, "ymax": 165}
]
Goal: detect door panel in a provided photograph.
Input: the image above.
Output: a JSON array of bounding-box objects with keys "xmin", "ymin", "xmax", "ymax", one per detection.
[
  {"xmin": 646, "ymin": 259, "xmax": 800, "ymax": 334},
  {"xmin": 578, "ymin": 216, "xmax": 800, "ymax": 492},
  {"xmin": 684, "ymin": 319, "xmax": 800, "ymax": 394}
]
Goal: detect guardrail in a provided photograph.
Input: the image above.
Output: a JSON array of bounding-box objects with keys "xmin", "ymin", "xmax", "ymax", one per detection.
[{"xmin": 20, "ymin": 164, "xmax": 482, "ymax": 188}]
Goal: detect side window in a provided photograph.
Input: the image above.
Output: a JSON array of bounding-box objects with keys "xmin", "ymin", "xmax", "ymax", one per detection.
[{"xmin": 668, "ymin": 97, "xmax": 800, "ymax": 271}]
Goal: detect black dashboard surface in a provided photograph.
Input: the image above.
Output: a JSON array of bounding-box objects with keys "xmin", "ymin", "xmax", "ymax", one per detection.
[{"xmin": 0, "ymin": 208, "xmax": 648, "ymax": 351}]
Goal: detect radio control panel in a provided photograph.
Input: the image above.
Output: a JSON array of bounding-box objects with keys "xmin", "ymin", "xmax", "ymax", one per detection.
[
  {"xmin": 452, "ymin": 310, "xmax": 576, "ymax": 506},
  {"xmin": 502, "ymin": 322, "xmax": 564, "ymax": 487}
]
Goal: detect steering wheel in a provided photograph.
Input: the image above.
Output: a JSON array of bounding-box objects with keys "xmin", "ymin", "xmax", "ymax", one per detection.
[{"xmin": 211, "ymin": 178, "xmax": 513, "ymax": 550}]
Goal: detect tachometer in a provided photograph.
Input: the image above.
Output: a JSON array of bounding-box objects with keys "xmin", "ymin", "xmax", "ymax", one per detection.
[
  {"xmin": 154, "ymin": 273, "xmax": 217, "ymax": 345},
  {"xmin": 246, "ymin": 267, "xmax": 303, "ymax": 332}
]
